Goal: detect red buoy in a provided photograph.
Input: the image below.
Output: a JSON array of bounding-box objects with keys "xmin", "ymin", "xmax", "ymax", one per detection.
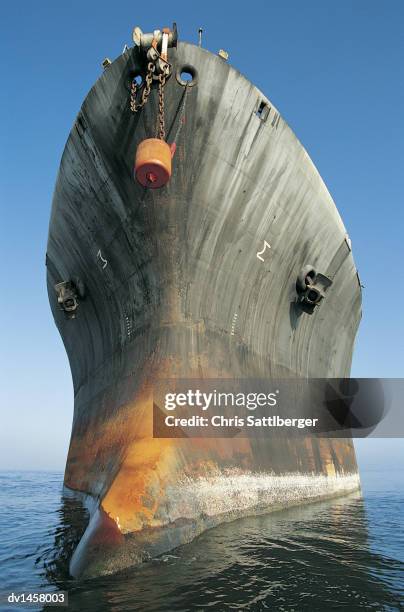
[{"xmin": 134, "ymin": 138, "xmax": 173, "ymax": 189}]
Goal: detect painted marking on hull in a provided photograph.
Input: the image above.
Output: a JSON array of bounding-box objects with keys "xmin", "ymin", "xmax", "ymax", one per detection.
[
  {"xmin": 97, "ymin": 249, "xmax": 108, "ymax": 269},
  {"xmin": 125, "ymin": 315, "xmax": 133, "ymax": 338},
  {"xmin": 257, "ymin": 241, "xmax": 271, "ymax": 262},
  {"xmin": 231, "ymin": 312, "xmax": 238, "ymax": 336}
]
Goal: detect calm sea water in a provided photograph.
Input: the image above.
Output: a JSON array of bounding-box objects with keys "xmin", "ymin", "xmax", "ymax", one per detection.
[{"xmin": 0, "ymin": 470, "xmax": 403, "ymax": 611}]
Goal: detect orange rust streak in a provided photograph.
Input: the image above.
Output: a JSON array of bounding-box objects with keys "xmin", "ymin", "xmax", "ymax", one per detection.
[{"xmin": 99, "ymin": 389, "xmax": 179, "ymax": 532}]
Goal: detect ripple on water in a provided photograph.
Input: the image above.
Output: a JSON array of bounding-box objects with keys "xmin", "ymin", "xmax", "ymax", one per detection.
[{"xmin": 0, "ymin": 470, "xmax": 403, "ymax": 611}]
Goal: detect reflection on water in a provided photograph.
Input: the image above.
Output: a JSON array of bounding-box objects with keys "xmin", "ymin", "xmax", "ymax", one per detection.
[
  {"xmin": 40, "ymin": 495, "xmax": 89, "ymax": 585},
  {"xmin": 0, "ymin": 471, "xmax": 403, "ymax": 611}
]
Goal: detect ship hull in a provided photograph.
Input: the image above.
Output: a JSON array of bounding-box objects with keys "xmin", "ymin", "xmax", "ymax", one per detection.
[{"xmin": 47, "ymin": 41, "xmax": 361, "ymax": 577}]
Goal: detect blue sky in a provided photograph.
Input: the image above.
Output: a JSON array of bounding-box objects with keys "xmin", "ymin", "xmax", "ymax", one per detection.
[{"xmin": 0, "ymin": 1, "xmax": 403, "ymax": 470}]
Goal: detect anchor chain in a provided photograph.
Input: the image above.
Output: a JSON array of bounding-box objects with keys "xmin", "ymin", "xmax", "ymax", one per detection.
[
  {"xmin": 129, "ymin": 61, "xmax": 169, "ymax": 142},
  {"xmin": 157, "ymin": 72, "xmax": 167, "ymax": 140},
  {"xmin": 130, "ymin": 62, "xmax": 155, "ymax": 112}
]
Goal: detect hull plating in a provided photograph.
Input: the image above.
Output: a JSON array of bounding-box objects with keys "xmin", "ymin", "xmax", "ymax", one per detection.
[{"xmin": 47, "ymin": 41, "xmax": 362, "ymax": 577}]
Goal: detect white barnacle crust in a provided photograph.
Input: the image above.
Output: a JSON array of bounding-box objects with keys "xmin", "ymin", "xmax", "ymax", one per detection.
[{"xmin": 160, "ymin": 470, "xmax": 360, "ymax": 524}]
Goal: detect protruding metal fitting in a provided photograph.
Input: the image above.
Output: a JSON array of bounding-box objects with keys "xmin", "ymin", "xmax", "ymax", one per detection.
[
  {"xmin": 146, "ymin": 46, "xmax": 159, "ymax": 63},
  {"xmin": 157, "ymin": 58, "xmax": 171, "ymax": 77},
  {"xmin": 54, "ymin": 279, "xmax": 85, "ymax": 319},
  {"xmin": 296, "ymin": 266, "xmax": 332, "ymax": 314},
  {"xmin": 102, "ymin": 57, "xmax": 112, "ymax": 69},
  {"xmin": 161, "ymin": 28, "xmax": 169, "ymax": 61},
  {"xmin": 218, "ymin": 49, "xmax": 229, "ymax": 61},
  {"xmin": 132, "ymin": 23, "xmax": 178, "ymax": 51},
  {"xmin": 145, "ymin": 50, "xmax": 171, "ymax": 78}
]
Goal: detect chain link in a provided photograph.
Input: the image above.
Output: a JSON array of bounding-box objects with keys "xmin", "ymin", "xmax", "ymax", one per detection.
[
  {"xmin": 130, "ymin": 62, "xmax": 155, "ymax": 113},
  {"xmin": 157, "ymin": 72, "xmax": 167, "ymax": 140},
  {"xmin": 129, "ymin": 61, "xmax": 168, "ymax": 143}
]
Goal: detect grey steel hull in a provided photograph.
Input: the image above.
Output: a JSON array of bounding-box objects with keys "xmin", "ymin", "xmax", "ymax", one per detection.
[{"xmin": 47, "ymin": 42, "xmax": 361, "ymax": 577}]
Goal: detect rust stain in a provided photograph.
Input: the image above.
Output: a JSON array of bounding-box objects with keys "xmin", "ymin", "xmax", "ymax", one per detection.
[
  {"xmin": 64, "ymin": 353, "xmax": 357, "ymax": 536},
  {"xmin": 100, "ymin": 394, "xmax": 254, "ymax": 532}
]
